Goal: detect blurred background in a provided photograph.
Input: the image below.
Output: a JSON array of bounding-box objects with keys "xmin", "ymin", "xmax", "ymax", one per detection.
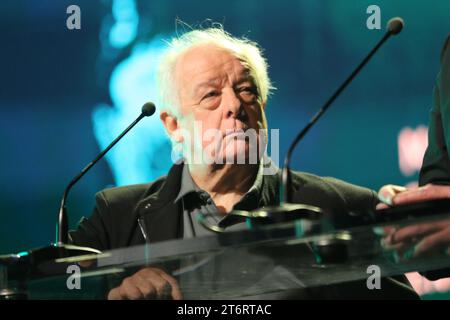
[{"xmin": 0, "ymin": 0, "xmax": 449, "ymax": 296}]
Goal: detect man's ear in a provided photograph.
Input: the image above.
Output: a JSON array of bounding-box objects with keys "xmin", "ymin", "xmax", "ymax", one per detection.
[{"xmin": 160, "ymin": 111, "xmax": 183, "ymax": 142}]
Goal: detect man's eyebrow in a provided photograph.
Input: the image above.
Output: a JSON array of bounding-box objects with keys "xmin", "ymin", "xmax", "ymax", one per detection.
[
  {"xmin": 192, "ymin": 78, "xmax": 221, "ymax": 93},
  {"xmin": 234, "ymin": 74, "xmax": 256, "ymax": 86},
  {"xmin": 191, "ymin": 72, "xmax": 255, "ymax": 95}
]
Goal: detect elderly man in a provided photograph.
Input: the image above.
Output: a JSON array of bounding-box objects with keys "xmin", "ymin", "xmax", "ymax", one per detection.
[{"xmin": 70, "ymin": 27, "xmax": 418, "ymax": 299}]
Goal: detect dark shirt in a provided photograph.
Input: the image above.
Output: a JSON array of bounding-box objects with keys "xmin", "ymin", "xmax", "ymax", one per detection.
[{"xmin": 175, "ymin": 162, "xmax": 264, "ymax": 238}]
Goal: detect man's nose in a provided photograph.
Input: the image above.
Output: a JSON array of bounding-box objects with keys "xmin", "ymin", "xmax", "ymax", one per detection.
[{"xmin": 223, "ymin": 89, "xmax": 246, "ymax": 120}]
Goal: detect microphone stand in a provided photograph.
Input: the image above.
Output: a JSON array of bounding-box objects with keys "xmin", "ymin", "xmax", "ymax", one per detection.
[
  {"xmin": 282, "ymin": 19, "xmax": 403, "ymax": 203},
  {"xmin": 216, "ymin": 18, "xmax": 405, "ymax": 232},
  {"xmin": 2, "ymin": 103, "xmax": 156, "ymax": 295},
  {"xmin": 58, "ymin": 108, "xmax": 152, "ymax": 245}
]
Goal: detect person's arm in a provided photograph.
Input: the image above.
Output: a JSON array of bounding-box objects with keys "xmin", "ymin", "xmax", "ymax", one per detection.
[
  {"xmin": 419, "ymin": 35, "xmax": 450, "ymax": 186},
  {"xmin": 375, "ymin": 36, "xmax": 450, "ymax": 281},
  {"xmin": 69, "ymin": 191, "xmax": 111, "ymax": 251}
]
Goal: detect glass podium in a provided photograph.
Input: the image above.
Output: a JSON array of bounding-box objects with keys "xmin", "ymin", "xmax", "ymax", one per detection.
[{"xmin": 1, "ymin": 201, "xmax": 450, "ymax": 299}]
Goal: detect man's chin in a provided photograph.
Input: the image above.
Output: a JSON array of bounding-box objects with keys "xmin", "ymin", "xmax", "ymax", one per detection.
[
  {"xmin": 198, "ymin": 141, "xmax": 261, "ymax": 165},
  {"xmin": 213, "ymin": 151, "xmax": 258, "ymax": 165}
]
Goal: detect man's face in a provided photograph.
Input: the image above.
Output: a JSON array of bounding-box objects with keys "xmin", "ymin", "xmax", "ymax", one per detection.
[{"xmin": 173, "ymin": 44, "xmax": 266, "ymax": 165}]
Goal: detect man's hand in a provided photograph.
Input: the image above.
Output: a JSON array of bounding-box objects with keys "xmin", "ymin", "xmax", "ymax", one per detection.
[
  {"xmin": 381, "ymin": 219, "xmax": 450, "ymax": 258},
  {"xmin": 376, "ymin": 184, "xmax": 407, "ymax": 209},
  {"xmin": 377, "ymin": 184, "xmax": 450, "ymax": 209},
  {"xmin": 107, "ymin": 267, "xmax": 183, "ymax": 300},
  {"xmin": 376, "ymin": 184, "xmax": 450, "ymax": 259}
]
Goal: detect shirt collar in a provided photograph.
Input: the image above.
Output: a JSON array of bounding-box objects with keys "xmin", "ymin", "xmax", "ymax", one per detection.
[
  {"xmin": 174, "ymin": 160, "xmax": 266, "ymax": 205},
  {"xmin": 174, "ymin": 163, "xmax": 202, "ymax": 203}
]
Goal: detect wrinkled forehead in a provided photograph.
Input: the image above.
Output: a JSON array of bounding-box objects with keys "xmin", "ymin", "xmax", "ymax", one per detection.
[{"xmin": 174, "ymin": 44, "xmax": 252, "ymax": 91}]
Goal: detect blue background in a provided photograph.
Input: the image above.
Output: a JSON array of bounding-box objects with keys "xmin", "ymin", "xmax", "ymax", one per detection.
[{"xmin": 0, "ymin": 0, "xmax": 448, "ymax": 254}]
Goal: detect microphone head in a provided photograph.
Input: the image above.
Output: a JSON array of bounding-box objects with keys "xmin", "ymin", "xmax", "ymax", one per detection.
[
  {"xmin": 387, "ymin": 17, "xmax": 404, "ymax": 35},
  {"xmin": 141, "ymin": 102, "xmax": 156, "ymax": 117}
]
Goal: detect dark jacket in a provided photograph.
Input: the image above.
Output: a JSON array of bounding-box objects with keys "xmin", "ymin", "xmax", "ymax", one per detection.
[
  {"xmin": 418, "ymin": 35, "xmax": 450, "ymax": 281},
  {"xmin": 420, "ymin": 34, "xmax": 450, "ymax": 185},
  {"xmin": 70, "ymin": 164, "xmax": 420, "ymax": 299},
  {"xmin": 70, "ymin": 163, "xmax": 379, "ymax": 251}
]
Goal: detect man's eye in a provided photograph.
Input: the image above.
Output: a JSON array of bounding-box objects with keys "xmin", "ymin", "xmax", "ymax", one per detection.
[
  {"xmin": 238, "ymin": 87, "xmax": 258, "ymax": 102},
  {"xmin": 203, "ymin": 91, "xmax": 220, "ymax": 99},
  {"xmin": 239, "ymin": 87, "xmax": 257, "ymax": 95}
]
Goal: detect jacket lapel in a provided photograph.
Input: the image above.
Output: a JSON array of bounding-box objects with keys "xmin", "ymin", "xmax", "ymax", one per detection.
[{"xmin": 136, "ymin": 163, "xmax": 184, "ymax": 243}]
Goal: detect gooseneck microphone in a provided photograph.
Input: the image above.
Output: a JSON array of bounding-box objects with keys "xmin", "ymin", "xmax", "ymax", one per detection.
[
  {"xmin": 282, "ymin": 17, "xmax": 404, "ymax": 203},
  {"xmin": 0, "ymin": 102, "xmax": 156, "ymax": 291},
  {"xmin": 0, "ymin": 102, "xmax": 156, "ymax": 290},
  {"xmin": 57, "ymin": 102, "xmax": 156, "ymax": 244}
]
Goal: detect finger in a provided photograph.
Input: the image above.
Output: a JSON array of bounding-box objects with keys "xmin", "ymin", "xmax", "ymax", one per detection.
[
  {"xmin": 132, "ymin": 274, "xmax": 158, "ymax": 299},
  {"xmin": 393, "ymin": 184, "xmax": 450, "ymax": 206},
  {"xmin": 157, "ymin": 271, "xmax": 183, "ymax": 300},
  {"xmin": 141, "ymin": 272, "xmax": 171, "ymax": 299},
  {"xmin": 378, "ymin": 185, "xmax": 408, "ymax": 206},
  {"xmin": 380, "ymin": 227, "xmax": 397, "ymax": 243},
  {"xmin": 107, "ymin": 287, "xmax": 121, "ymax": 300},
  {"xmin": 376, "ymin": 203, "xmax": 389, "ymax": 210},
  {"xmin": 413, "ymin": 228, "xmax": 450, "ymax": 257},
  {"xmin": 373, "ymin": 226, "xmax": 395, "ymax": 237},
  {"xmin": 120, "ymin": 277, "xmax": 144, "ymax": 300},
  {"xmin": 155, "ymin": 282, "xmax": 172, "ymax": 299},
  {"xmin": 381, "ymin": 236, "xmax": 410, "ymax": 252},
  {"xmin": 383, "ymin": 226, "xmax": 396, "ymax": 234},
  {"xmin": 390, "ymin": 223, "xmax": 443, "ymax": 244},
  {"xmin": 120, "ymin": 285, "xmax": 143, "ymax": 300}
]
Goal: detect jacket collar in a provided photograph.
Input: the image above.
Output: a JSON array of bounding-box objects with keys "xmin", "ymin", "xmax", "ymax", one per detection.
[
  {"xmin": 137, "ymin": 159, "xmax": 285, "ymax": 217},
  {"xmin": 137, "ymin": 162, "xmax": 184, "ymax": 217},
  {"xmin": 135, "ymin": 163, "xmax": 185, "ymax": 243},
  {"xmin": 134, "ymin": 159, "xmax": 284, "ymax": 243}
]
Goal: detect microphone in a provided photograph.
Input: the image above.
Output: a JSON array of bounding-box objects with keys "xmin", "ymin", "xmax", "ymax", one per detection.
[
  {"xmin": 387, "ymin": 17, "xmax": 404, "ymax": 35},
  {"xmin": 282, "ymin": 17, "xmax": 404, "ymax": 203},
  {"xmin": 57, "ymin": 102, "xmax": 156, "ymax": 244},
  {"xmin": 1, "ymin": 103, "xmax": 156, "ymax": 291}
]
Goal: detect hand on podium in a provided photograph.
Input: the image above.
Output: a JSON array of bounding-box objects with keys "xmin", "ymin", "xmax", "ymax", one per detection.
[
  {"xmin": 376, "ymin": 184, "xmax": 450, "ymax": 259},
  {"xmin": 107, "ymin": 267, "xmax": 183, "ymax": 300}
]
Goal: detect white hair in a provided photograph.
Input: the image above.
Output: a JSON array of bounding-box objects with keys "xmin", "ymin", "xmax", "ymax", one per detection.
[{"xmin": 157, "ymin": 25, "xmax": 275, "ymax": 118}]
